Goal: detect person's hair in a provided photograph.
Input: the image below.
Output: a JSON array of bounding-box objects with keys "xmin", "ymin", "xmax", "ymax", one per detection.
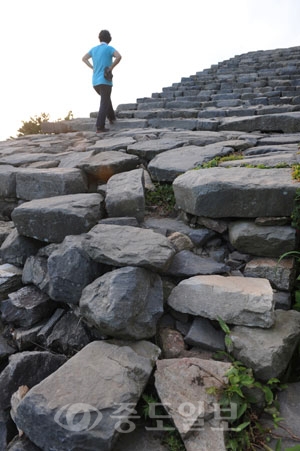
[{"xmin": 99, "ymin": 30, "xmax": 111, "ymax": 44}]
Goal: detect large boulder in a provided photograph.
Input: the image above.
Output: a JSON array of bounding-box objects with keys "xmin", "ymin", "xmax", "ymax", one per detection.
[
  {"xmin": 228, "ymin": 221, "xmax": 296, "ymax": 258},
  {"xmin": 11, "ymin": 193, "xmax": 104, "ymax": 243},
  {"xmin": 83, "ymin": 224, "xmax": 175, "ymax": 271},
  {"xmin": 173, "ymin": 167, "xmax": 296, "ymax": 218},
  {"xmin": 228, "ymin": 309, "xmax": 300, "ymax": 380},
  {"xmin": 15, "ymin": 168, "xmax": 88, "ymax": 200},
  {"xmin": 47, "ymin": 235, "xmax": 104, "ymax": 304},
  {"xmin": 105, "ymin": 168, "xmax": 145, "ymax": 222},
  {"xmin": 155, "ymin": 358, "xmax": 232, "ymax": 451},
  {"xmin": 78, "ymin": 151, "xmax": 140, "ymax": 184},
  {"xmin": 80, "ymin": 266, "xmax": 163, "ymax": 339},
  {"xmin": 14, "ymin": 340, "xmax": 160, "ymax": 451},
  {"xmin": 168, "ymin": 275, "xmax": 275, "ymax": 328}
]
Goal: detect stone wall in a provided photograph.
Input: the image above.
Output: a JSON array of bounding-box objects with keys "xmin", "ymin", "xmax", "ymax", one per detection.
[{"xmin": 0, "ymin": 46, "xmax": 300, "ymax": 450}]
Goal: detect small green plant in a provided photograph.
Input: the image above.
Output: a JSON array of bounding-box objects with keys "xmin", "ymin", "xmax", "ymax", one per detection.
[
  {"xmin": 292, "ymin": 164, "xmax": 300, "ymax": 181},
  {"xmin": 145, "ymin": 182, "xmax": 176, "ymax": 215},
  {"xmin": 194, "ymin": 153, "xmax": 244, "ymax": 170},
  {"xmin": 211, "ymin": 318, "xmax": 288, "ymax": 450},
  {"xmin": 140, "ymin": 391, "xmax": 185, "ymax": 451}
]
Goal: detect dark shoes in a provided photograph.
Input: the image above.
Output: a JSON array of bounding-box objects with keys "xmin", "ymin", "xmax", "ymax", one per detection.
[{"xmin": 96, "ymin": 128, "xmax": 110, "ymax": 133}]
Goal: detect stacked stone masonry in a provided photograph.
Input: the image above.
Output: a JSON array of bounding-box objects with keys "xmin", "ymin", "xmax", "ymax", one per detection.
[{"xmin": 0, "ymin": 46, "xmax": 300, "ymax": 450}]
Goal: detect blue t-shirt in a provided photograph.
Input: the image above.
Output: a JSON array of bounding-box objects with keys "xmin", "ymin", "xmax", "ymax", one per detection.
[{"xmin": 88, "ymin": 43, "xmax": 115, "ymax": 86}]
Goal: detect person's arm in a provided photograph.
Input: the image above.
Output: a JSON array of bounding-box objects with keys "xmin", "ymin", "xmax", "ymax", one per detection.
[
  {"xmin": 109, "ymin": 50, "xmax": 122, "ymax": 71},
  {"xmin": 82, "ymin": 52, "xmax": 93, "ymax": 69}
]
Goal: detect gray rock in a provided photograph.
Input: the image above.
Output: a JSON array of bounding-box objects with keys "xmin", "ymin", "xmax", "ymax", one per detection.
[
  {"xmin": 78, "ymin": 150, "xmax": 140, "ymax": 183},
  {"xmin": 99, "ymin": 217, "xmax": 139, "ymax": 227},
  {"xmin": 244, "ymin": 257, "xmax": 295, "ymax": 290},
  {"xmin": 0, "ymin": 334, "xmax": 16, "ymax": 360},
  {"xmin": 13, "ymin": 323, "xmax": 45, "ymax": 351},
  {"xmin": 0, "ymin": 229, "xmax": 43, "ymax": 267},
  {"xmin": 113, "ymin": 425, "xmax": 169, "ymax": 451},
  {"xmin": 87, "ymin": 136, "xmax": 136, "ymax": 152},
  {"xmin": 155, "ymin": 358, "xmax": 231, "ymax": 451},
  {"xmin": 168, "ymin": 275, "xmax": 275, "ymax": 328},
  {"xmin": 173, "ymin": 167, "xmax": 297, "ymax": 218},
  {"xmin": 0, "ymin": 220, "xmax": 14, "ymax": 246},
  {"xmin": 261, "ymin": 382, "xmax": 300, "ymax": 449},
  {"xmin": 0, "ymin": 264, "xmax": 23, "ymax": 301},
  {"xmin": 1, "ymin": 285, "xmax": 55, "ymax": 328},
  {"xmin": 0, "ymin": 165, "xmax": 18, "ymax": 198},
  {"xmin": 45, "ymin": 311, "xmax": 90, "ymax": 354},
  {"xmin": 163, "ymin": 250, "xmax": 229, "ymax": 277},
  {"xmin": 219, "ymin": 111, "xmax": 300, "ymax": 133},
  {"xmin": 83, "ymin": 224, "xmax": 175, "ymax": 271},
  {"xmin": 80, "ymin": 266, "xmax": 163, "ymax": 339},
  {"xmin": 105, "ymin": 168, "xmax": 145, "ymax": 222},
  {"xmin": 273, "ymin": 290, "xmax": 291, "ymax": 310},
  {"xmin": 15, "ymin": 168, "xmax": 88, "ymax": 200},
  {"xmin": 148, "ymin": 141, "xmax": 242, "ymax": 182},
  {"xmin": 228, "ymin": 309, "xmax": 300, "ymax": 380},
  {"xmin": 15, "ymin": 340, "xmax": 160, "ymax": 451},
  {"xmin": 22, "ymin": 255, "xmax": 50, "ymax": 293},
  {"xmin": 36, "ymin": 308, "xmax": 65, "ymax": 346},
  {"xmin": 7, "ymin": 435, "xmax": 41, "ymax": 450},
  {"xmin": 47, "ymin": 235, "xmax": 104, "ymax": 304},
  {"xmin": 228, "ymin": 221, "xmax": 296, "ymax": 258},
  {"xmin": 0, "ymin": 351, "xmax": 66, "ymax": 411},
  {"xmin": 12, "ymin": 193, "xmax": 104, "ymax": 243},
  {"xmin": 127, "ymin": 137, "xmax": 187, "ymax": 161},
  {"xmin": 184, "ymin": 317, "xmax": 225, "ymax": 351}
]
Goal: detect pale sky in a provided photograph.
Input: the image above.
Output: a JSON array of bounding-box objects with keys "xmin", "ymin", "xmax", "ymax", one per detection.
[{"xmin": 1, "ymin": 0, "xmax": 300, "ymax": 141}]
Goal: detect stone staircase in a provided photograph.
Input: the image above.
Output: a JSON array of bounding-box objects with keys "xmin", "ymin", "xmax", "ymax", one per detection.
[
  {"xmin": 1, "ymin": 46, "xmax": 300, "ymax": 450},
  {"xmin": 116, "ymin": 46, "xmax": 300, "ymax": 132}
]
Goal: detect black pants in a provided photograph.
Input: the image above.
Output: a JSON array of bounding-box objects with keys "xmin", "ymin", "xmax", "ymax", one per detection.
[{"xmin": 93, "ymin": 84, "xmax": 115, "ymax": 130}]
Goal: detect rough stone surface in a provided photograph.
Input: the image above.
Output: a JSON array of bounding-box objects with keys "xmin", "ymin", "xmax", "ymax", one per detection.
[
  {"xmin": 228, "ymin": 309, "xmax": 300, "ymax": 380},
  {"xmin": 244, "ymin": 257, "xmax": 295, "ymax": 291},
  {"xmin": 173, "ymin": 167, "xmax": 297, "ymax": 218},
  {"xmin": 83, "ymin": 224, "xmax": 175, "ymax": 271},
  {"xmin": 0, "ymin": 351, "xmax": 66, "ymax": 411},
  {"xmin": 155, "ymin": 358, "xmax": 231, "ymax": 451},
  {"xmin": 228, "ymin": 221, "xmax": 296, "ymax": 258},
  {"xmin": 105, "ymin": 168, "xmax": 145, "ymax": 222},
  {"xmin": 168, "ymin": 275, "xmax": 275, "ymax": 328},
  {"xmin": 15, "ymin": 340, "xmax": 160, "ymax": 451},
  {"xmin": 47, "ymin": 235, "xmax": 104, "ymax": 304},
  {"xmin": 12, "ymin": 193, "xmax": 104, "ymax": 243},
  {"xmin": 15, "ymin": 168, "xmax": 88, "ymax": 200},
  {"xmin": 80, "ymin": 266, "xmax": 163, "ymax": 339},
  {"xmin": 1, "ymin": 285, "xmax": 55, "ymax": 328}
]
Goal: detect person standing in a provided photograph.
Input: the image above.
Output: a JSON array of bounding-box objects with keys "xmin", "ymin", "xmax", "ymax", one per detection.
[{"xmin": 82, "ymin": 30, "xmax": 122, "ymax": 133}]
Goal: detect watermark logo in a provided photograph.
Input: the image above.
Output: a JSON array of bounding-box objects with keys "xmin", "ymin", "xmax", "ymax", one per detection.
[
  {"xmin": 54, "ymin": 403, "xmax": 103, "ymax": 432},
  {"xmin": 53, "ymin": 401, "xmax": 238, "ymax": 433}
]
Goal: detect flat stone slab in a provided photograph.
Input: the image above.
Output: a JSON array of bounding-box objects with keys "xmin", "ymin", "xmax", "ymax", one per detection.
[
  {"xmin": 87, "ymin": 136, "xmax": 136, "ymax": 152},
  {"xmin": 12, "ymin": 193, "xmax": 104, "ymax": 243},
  {"xmin": 127, "ymin": 137, "xmax": 187, "ymax": 161},
  {"xmin": 228, "ymin": 221, "xmax": 296, "ymax": 258},
  {"xmin": 15, "ymin": 168, "xmax": 88, "ymax": 200},
  {"xmin": 14, "ymin": 340, "xmax": 160, "ymax": 451},
  {"xmin": 228, "ymin": 309, "xmax": 300, "ymax": 380},
  {"xmin": 83, "ymin": 224, "xmax": 175, "ymax": 271},
  {"xmin": 105, "ymin": 168, "xmax": 145, "ymax": 222},
  {"xmin": 168, "ymin": 275, "xmax": 275, "ymax": 328},
  {"xmin": 148, "ymin": 140, "xmax": 248, "ymax": 182},
  {"xmin": 155, "ymin": 358, "xmax": 231, "ymax": 450},
  {"xmin": 78, "ymin": 151, "xmax": 140, "ymax": 183},
  {"xmin": 173, "ymin": 167, "xmax": 297, "ymax": 218},
  {"xmin": 219, "ymin": 111, "xmax": 300, "ymax": 133}
]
